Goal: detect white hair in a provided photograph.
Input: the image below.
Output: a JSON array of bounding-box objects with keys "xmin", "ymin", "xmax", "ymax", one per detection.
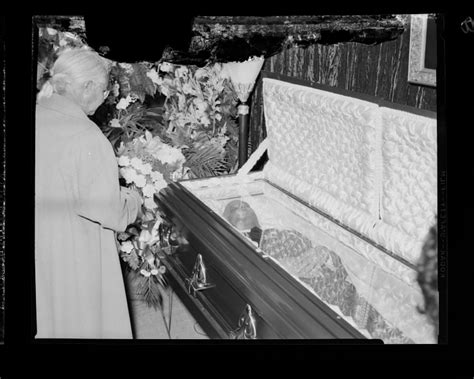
[{"xmin": 37, "ymin": 47, "xmax": 110, "ymax": 100}]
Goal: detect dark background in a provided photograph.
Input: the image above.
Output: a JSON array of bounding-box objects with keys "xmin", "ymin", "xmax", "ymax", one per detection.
[
  {"xmin": 1, "ymin": 8, "xmax": 473, "ymax": 368},
  {"xmin": 425, "ymin": 17, "xmax": 438, "ymax": 69}
]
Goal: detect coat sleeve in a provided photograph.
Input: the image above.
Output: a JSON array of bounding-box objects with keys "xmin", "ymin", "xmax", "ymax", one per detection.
[{"xmin": 72, "ymin": 128, "xmax": 141, "ymax": 232}]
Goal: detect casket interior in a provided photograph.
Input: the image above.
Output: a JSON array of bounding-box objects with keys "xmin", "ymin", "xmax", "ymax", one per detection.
[
  {"xmin": 179, "ymin": 74, "xmax": 437, "ymax": 344},
  {"xmin": 181, "ymin": 174, "xmax": 432, "ymax": 343}
]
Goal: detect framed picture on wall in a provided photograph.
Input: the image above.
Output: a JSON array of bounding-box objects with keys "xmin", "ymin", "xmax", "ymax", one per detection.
[{"xmin": 408, "ymin": 14, "xmax": 437, "ymax": 87}]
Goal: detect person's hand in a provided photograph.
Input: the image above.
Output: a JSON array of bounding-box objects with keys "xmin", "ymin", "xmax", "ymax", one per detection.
[{"xmin": 125, "ymin": 185, "xmax": 144, "ymax": 222}]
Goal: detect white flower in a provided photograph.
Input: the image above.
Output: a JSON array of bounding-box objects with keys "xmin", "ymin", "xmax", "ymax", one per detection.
[
  {"xmin": 139, "ymin": 162, "xmax": 152, "ymax": 175},
  {"xmin": 159, "ymin": 77, "xmax": 174, "ymax": 96},
  {"xmin": 140, "ymin": 269, "xmax": 151, "ymax": 277},
  {"xmin": 146, "ymin": 253, "xmax": 156, "ymax": 266},
  {"xmin": 116, "ymin": 95, "xmax": 132, "ymax": 110},
  {"xmin": 142, "ymin": 183, "xmax": 155, "ymax": 198},
  {"xmin": 142, "ymin": 137, "xmax": 166, "ymax": 158},
  {"xmin": 139, "ymin": 226, "xmax": 160, "ymax": 246},
  {"xmin": 119, "ymin": 63, "xmax": 134, "ymax": 74},
  {"xmin": 150, "ymin": 171, "xmax": 165, "ymax": 183},
  {"xmin": 152, "ymin": 144, "xmax": 185, "ymax": 166},
  {"xmin": 150, "ymin": 268, "xmax": 159, "ymax": 276},
  {"xmin": 140, "ymin": 130, "xmax": 153, "ymax": 144},
  {"xmin": 159, "ymin": 266, "xmax": 166, "ymax": 274},
  {"xmin": 200, "ymin": 114, "xmax": 211, "ymax": 126},
  {"xmin": 130, "ymin": 157, "xmax": 144, "ymax": 171},
  {"xmin": 117, "ymin": 155, "xmax": 130, "ymax": 167},
  {"xmin": 116, "ymin": 98, "xmax": 129, "ymax": 110},
  {"xmin": 146, "ymin": 69, "xmax": 160, "ymax": 85},
  {"xmin": 112, "ymin": 82, "xmax": 120, "ymax": 97},
  {"xmin": 110, "ymin": 118, "xmax": 122, "ymax": 128},
  {"xmin": 119, "ymin": 167, "xmax": 137, "ymax": 184},
  {"xmin": 59, "ymin": 38, "xmax": 68, "ymax": 47},
  {"xmin": 159, "ymin": 84, "xmax": 170, "ymax": 97},
  {"xmin": 171, "ymin": 170, "xmax": 183, "ymax": 181},
  {"xmin": 119, "ymin": 241, "xmax": 134, "ymax": 254},
  {"xmin": 139, "ymin": 230, "xmax": 152, "ymax": 244},
  {"xmin": 144, "ymin": 197, "xmax": 158, "ymax": 210},
  {"xmin": 182, "ymin": 82, "xmax": 195, "ymax": 95},
  {"xmin": 178, "ymin": 93, "xmax": 186, "ymax": 110},
  {"xmin": 159, "ymin": 62, "xmax": 173, "ymax": 72},
  {"xmin": 153, "ymin": 180, "xmax": 167, "ymax": 192},
  {"xmin": 133, "ymin": 173, "xmax": 146, "ymax": 188},
  {"xmin": 193, "ymin": 97, "xmax": 208, "ymax": 113}
]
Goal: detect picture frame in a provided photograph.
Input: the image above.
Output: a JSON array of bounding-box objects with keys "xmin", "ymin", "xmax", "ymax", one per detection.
[{"xmin": 408, "ymin": 14, "xmax": 437, "ymax": 87}]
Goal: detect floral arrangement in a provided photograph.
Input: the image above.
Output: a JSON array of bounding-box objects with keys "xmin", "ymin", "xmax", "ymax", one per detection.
[
  {"xmin": 156, "ymin": 61, "xmax": 240, "ymax": 178},
  {"xmin": 116, "ymin": 130, "xmax": 187, "ymax": 210},
  {"xmin": 105, "ymin": 62, "xmax": 239, "ymax": 310},
  {"xmin": 117, "ymin": 217, "xmax": 166, "ymax": 302},
  {"xmin": 117, "ymin": 212, "xmax": 173, "ymax": 336},
  {"xmin": 99, "ymin": 60, "xmax": 240, "ymax": 178},
  {"xmin": 114, "ymin": 130, "xmax": 186, "ymax": 313},
  {"xmin": 97, "ymin": 61, "xmax": 164, "ymax": 149}
]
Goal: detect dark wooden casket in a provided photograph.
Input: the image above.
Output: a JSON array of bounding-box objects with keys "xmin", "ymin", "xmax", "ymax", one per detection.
[{"xmin": 155, "ymin": 72, "xmax": 437, "ymax": 342}]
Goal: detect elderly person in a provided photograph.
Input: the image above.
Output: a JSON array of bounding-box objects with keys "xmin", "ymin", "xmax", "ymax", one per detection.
[{"xmin": 35, "ymin": 48, "xmax": 142, "ymax": 338}]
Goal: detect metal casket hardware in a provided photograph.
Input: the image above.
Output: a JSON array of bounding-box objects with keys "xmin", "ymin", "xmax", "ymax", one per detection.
[
  {"xmin": 158, "ymin": 222, "xmax": 179, "ymax": 250},
  {"xmin": 185, "ymin": 254, "xmax": 215, "ymax": 297},
  {"xmin": 229, "ymin": 304, "xmax": 257, "ymax": 340}
]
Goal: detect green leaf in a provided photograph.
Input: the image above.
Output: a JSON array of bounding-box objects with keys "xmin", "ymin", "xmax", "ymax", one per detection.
[
  {"xmin": 184, "ymin": 142, "xmax": 229, "ymax": 178},
  {"xmin": 135, "ymin": 275, "xmax": 164, "ymax": 310}
]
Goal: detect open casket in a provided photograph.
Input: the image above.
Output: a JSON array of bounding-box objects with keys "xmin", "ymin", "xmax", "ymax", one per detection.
[{"xmin": 156, "ymin": 72, "xmax": 437, "ymax": 343}]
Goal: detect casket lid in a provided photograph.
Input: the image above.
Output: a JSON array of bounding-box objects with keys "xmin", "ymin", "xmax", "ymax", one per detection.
[{"xmin": 244, "ymin": 72, "xmax": 437, "ymax": 266}]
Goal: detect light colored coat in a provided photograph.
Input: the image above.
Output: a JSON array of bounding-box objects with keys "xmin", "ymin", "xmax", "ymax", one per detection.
[{"xmin": 35, "ymin": 93, "xmax": 141, "ymax": 338}]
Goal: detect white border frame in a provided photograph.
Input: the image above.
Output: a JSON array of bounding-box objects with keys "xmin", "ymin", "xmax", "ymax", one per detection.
[{"xmin": 408, "ymin": 14, "xmax": 437, "ymax": 87}]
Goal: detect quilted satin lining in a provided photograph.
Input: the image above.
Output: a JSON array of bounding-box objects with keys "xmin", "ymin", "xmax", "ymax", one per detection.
[{"xmin": 261, "ymin": 78, "xmax": 437, "ymax": 265}]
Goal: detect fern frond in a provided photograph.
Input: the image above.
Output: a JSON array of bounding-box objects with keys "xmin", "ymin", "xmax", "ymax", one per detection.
[
  {"xmin": 184, "ymin": 143, "xmax": 230, "ymax": 178},
  {"xmin": 136, "ymin": 275, "xmax": 164, "ymax": 310}
]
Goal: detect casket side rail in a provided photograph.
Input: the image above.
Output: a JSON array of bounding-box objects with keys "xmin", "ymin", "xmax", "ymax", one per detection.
[{"xmin": 157, "ymin": 181, "xmax": 368, "ymax": 340}]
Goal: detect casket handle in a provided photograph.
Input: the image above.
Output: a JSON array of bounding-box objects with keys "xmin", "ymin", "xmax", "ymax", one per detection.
[
  {"xmin": 229, "ymin": 304, "xmax": 257, "ymax": 339},
  {"xmin": 185, "ymin": 254, "xmax": 215, "ymax": 297},
  {"xmin": 158, "ymin": 221, "xmax": 180, "ymax": 251}
]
